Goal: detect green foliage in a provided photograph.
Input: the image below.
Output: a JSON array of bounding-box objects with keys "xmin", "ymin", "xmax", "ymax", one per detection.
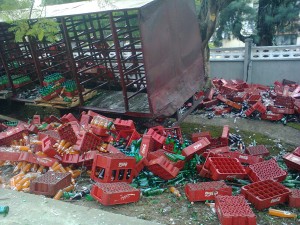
[{"xmin": 214, "ymin": 0, "xmax": 300, "ymax": 46}]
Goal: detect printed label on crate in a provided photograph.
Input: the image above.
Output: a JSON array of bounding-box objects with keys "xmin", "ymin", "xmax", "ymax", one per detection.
[
  {"xmin": 193, "ymin": 143, "xmax": 202, "ymax": 150},
  {"xmin": 239, "ymin": 155, "xmax": 248, "ymax": 160},
  {"xmin": 140, "ymin": 144, "xmax": 147, "ymax": 155},
  {"xmin": 270, "ymin": 197, "xmax": 281, "ymax": 203},
  {"xmin": 118, "ymin": 162, "xmax": 128, "ymax": 167},
  {"xmin": 205, "ymin": 191, "xmax": 218, "ymax": 197},
  {"xmin": 120, "ymin": 193, "xmax": 136, "ymax": 201}
]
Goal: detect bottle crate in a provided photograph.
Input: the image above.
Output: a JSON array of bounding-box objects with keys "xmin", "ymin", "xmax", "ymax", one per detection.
[
  {"xmin": 147, "ymin": 156, "xmax": 179, "ymax": 180},
  {"xmin": 269, "ymin": 106, "xmax": 295, "ymax": 115},
  {"xmin": 289, "ymin": 189, "xmax": 300, "ymax": 208},
  {"xmin": 30, "ymin": 171, "xmax": 71, "ymax": 197},
  {"xmin": 261, "ymin": 112, "xmax": 284, "ymax": 121},
  {"xmin": 75, "ymin": 131, "xmax": 102, "ymax": 152},
  {"xmin": 139, "ymin": 135, "xmax": 154, "ymax": 158},
  {"xmin": 185, "ymin": 181, "xmax": 232, "ymax": 202},
  {"xmin": 245, "ymin": 145, "xmax": 269, "ymax": 157},
  {"xmin": 60, "ymin": 113, "xmax": 78, "ymax": 123},
  {"xmin": 114, "ymin": 118, "xmax": 135, "ymax": 130},
  {"xmin": 91, "ymin": 182, "xmax": 140, "ymax": 206},
  {"xmin": 205, "ymin": 157, "xmax": 247, "ymax": 180},
  {"xmin": 116, "ymin": 129, "xmax": 141, "ymax": 149},
  {"xmin": 283, "ymin": 153, "xmax": 300, "ymax": 171},
  {"xmin": 182, "ymin": 137, "xmax": 210, "ymax": 160},
  {"xmin": 0, "ymin": 151, "xmax": 21, "ymax": 162},
  {"xmin": 57, "ymin": 124, "xmax": 77, "ymax": 145},
  {"xmin": 252, "ymin": 101, "xmax": 266, "ymax": 114},
  {"xmin": 247, "ymin": 159, "xmax": 287, "ymax": 182},
  {"xmin": 147, "ymin": 128, "xmax": 166, "ymax": 149},
  {"xmin": 215, "ymin": 195, "xmax": 257, "ymax": 225},
  {"xmin": 91, "ymin": 153, "xmax": 135, "ymax": 183},
  {"xmin": 241, "ymin": 180, "xmax": 291, "ymax": 210}
]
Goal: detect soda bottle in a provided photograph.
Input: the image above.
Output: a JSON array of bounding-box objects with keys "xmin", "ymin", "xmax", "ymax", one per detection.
[{"xmin": 0, "ymin": 206, "xmax": 9, "ymax": 216}]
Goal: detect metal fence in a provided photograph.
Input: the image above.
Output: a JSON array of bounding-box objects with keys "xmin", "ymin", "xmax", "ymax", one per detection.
[{"xmin": 210, "ymin": 39, "xmax": 300, "ymax": 85}]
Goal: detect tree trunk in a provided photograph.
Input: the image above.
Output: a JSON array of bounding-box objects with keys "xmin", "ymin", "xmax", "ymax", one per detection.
[
  {"xmin": 257, "ymin": 0, "xmax": 274, "ymax": 46},
  {"xmin": 198, "ymin": 0, "xmax": 235, "ymax": 83}
]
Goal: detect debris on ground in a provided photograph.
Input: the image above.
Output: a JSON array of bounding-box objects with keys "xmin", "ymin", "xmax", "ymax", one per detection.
[
  {"xmin": 191, "ymin": 79, "xmax": 300, "ymax": 125},
  {"xmin": 0, "ymin": 108, "xmax": 299, "ymax": 225}
]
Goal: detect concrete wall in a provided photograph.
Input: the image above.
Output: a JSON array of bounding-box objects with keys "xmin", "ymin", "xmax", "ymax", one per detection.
[{"xmin": 210, "ymin": 44, "xmax": 300, "ymax": 85}]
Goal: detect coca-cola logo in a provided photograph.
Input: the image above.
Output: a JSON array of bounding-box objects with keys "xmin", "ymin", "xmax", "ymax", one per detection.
[
  {"xmin": 204, "ymin": 191, "xmax": 218, "ymax": 197},
  {"xmin": 120, "ymin": 193, "xmax": 135, "ymax": 200},
  {"xmin": 118, "ymin": 162, "xmax": 128, "ymax": 167},
  {"xmin": 193, "ymin": 143, "xmax": 202, "ymax": 150},
  {"xmin": 239, "ymin": 155, "xmax": 248, "ymax": 160},
  {"xmin": 141, "ymin": 144, "xmax": 147, "ymax": 154},
  {"xmin": 270, "ymin": 197, "xmax": 281, "ymax": 203}
]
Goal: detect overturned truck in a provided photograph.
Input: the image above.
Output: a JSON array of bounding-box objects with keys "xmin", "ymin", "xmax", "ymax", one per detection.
[{"xmin": 0, "ymin": 0, "xmax": 204, "ymax": 120}]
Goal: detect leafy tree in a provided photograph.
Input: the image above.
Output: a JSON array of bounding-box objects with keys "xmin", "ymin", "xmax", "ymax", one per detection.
[{"xmin": 214, "ymin": 0, "xmax": 300, "ymax": 46}]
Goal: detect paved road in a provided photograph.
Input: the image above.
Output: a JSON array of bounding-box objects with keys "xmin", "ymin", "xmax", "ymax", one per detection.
[
  {"xmin": 0, "ymin": 189, "xmax": 160, "ymax": 225},
  {"xmin": 184, "ymin": 115, "xmax": 300, "ymax": 146}
]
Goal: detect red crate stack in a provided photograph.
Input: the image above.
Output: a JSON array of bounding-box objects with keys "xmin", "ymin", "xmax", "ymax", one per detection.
[
  {"xmin": 30, "ymin": 171, "xmax": 71, "ymax": 197},
  {"xmin": 182, "ymin": 137, "xmax": 210, "ymax": 160},
  {"xmin": 185, "ymin": 181, "xmax": 232, "ymax": 202},
  {"xmin": 241, "ymin": 180, "xmax": 291, "ymax": 210},
  {"xmin": 283, "ymin": 153, "xmax": 300, "ymax": 171},
  {"xmin": 289, "ymin": 189, "xmax": 300, "ymax": 208},
  {"xmin": 75, "ymin": 131, "xmax": 102, "ymax": 152},
  {"xmin": 205, "ymin": 157, "xmax": 247, "ymax": 180},
  {"xmin": 91, "ymin": 182, "xmax": 140, "ymax": 206},
  {"xmin": 60, "ymin": 113, "xmax": 78, "ymax": 123},
  {"xmin": 245, "ymin": 145, "xmax": 269, "ymax": 157},
  {"xmin": 147, "ymin": 156, "xmax": 179, "ymax": 180},
  {"xmin": 248, "ymin": 159, "xmax": 287, "ymax": 182},
  {"xmin": 57, "ymin": 124, "xmax": 77, "ymax": 145},
  {"xmin": 114, "ymin": 118, "xmax": 135, "ymax": 130},
  {"xmin": 215, "ymin": 195, "xmax": 257, "ymax": 225},
  {"xmin": 91, "ymin": 153, "xmax": 135, "ymax": 183}
]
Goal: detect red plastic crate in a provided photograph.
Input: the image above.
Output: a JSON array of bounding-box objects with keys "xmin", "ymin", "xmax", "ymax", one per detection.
[
  {"xmin": 107, "ymin": 144, "xmax": 121, "ymax": 154},
  {"xmin": 245, "ymin": 106, "xmax": 256, "ymax": 117},
  {"xmin": 252, "ymin": 101, "xmax": 266, "ymax": 114},
  {"xmin": 147, "ymin": 128, "xmax": 166, "ymax": 149},
  {"xmin": 133, "ymin": 157, "xmax": 146, "ymax": 177},
  {"xmin": 91, "ymin": 125, "xmax": 110, "ymax": 137},
  {"xmin": 114, "ymin": 118, "xmax": 135, "ymax": 130},
  {"xmin": 163, "ymin": 127, "xmax": 183, "ymax": 143},
  {"xmin": 185, "ymin": 181, "xmax": 232, "ymax": 202},
  {"xmin": 293, "ymin": 146, "xmax": 300, "ymax": 157},
  {"xmin": 213, "ymin": 107, "xmax": 231, "ymax": 115},
  {"xmin": 43, "ymin": 115, "xmax": 62, "ymax": 124},
  {"xmin": 245, "ymin": 145, "xmax": 269, "ymax": 157},
  {"xmin": 202, "ymin": 99, "xmax": 219, "ymax": 108},
  {"xmin": 283, "ymin": 153, "xmax": 300, "ymax": 171},
  {"xmin": 91, "ymin": 153, "xmax": 135, "ymax": 183},
  {"xmin": 0, "ymin": 127, "xmax": 29, "ymax": 146},
  {"xmin": 205, "ymin": 157, "xmax": 247, "ymax": 180},
  {"xmin": 75, "ymin": 131, "xmax": 102, "ymax": 152},
  {"xmin": 57, "ymin": 124, "xmax": 77, "ymax": 145},
  {"xmin": 62, "ymin": 154, "xmax": 80, "ymax": 164},
  {"xmin": 261, "ymin": 112, "xmax": 284, "ymax": 121},
  {"xmin": 248, "ymin": 159, "xmax": 287, "ymax": 182},
  {"xmin": 139, "ymin": 135, "xmax": 154, "ymax": 158},
  {"xmin": 27, "ymin": 124, "xmax": 39, "ymax": 134},
  {"xmin": 215, "ymin": 195, "xmax": 257, "ymax": 225},
  {"xmin": 269, "ymin": 106, "xmax": 295, "ymax": 114},
  {"xmin": 147, "ymin": 150, "xmax": 185, "ymax": 170},
  {"xmin": 220, "ymin": 125, "xmax": 229, "ymax": 146},
  {"xmin": 61, "ymin": 113, "xmax": 78, "ymax": 123},
  {"xmin": 233, "ymin": 92, "xmax": 248, "ymax": 102},
  {"xmin": 241, "ymin": 180, "xmax": 291, "ymax": 210},
  {"xmin": 78, "ymin": 150, "xmax": 98, "ymax": 166},
  {"xmin": 91, "ymin": 182, "xmax": 140, "ymax": 206},
  {"xmin": 116, "ymin": 129, "xmax": 141, "ymax": 149},
  {"xmin": 32, "ymin": 115, "xmax": 41, "ymax": 125},
  {"xmin": 147, "ymin": 156, "xmax": 179, "ymax": 180},
  {"xmin": 80, "ymin": 114, "xmax": 92, "ymax": 127},
  {"xmin": 207, "ymin": 146, "xmax": 230, "ymax": 155},
  {"xmin": 41, "ymin": 136, "xmax": 62, "ymax": 160},
  {"xmin": 222, "ymin": 151, "xmax": 264, "ymax": 165},
  {"xmin": 289, "ymin": 189, "xmax": 300, "ymax": 208},
  {"xmin": 248, "ymin": 95, "xmax": 261, "ymax": 104},
  {"xmin": 0, "ymin": 151, "xmax": 21, "ymax": 162},
  {"xmin": 191, "ymin": 131, "xmax": 212, "ymax": 143},
  {"xmin": 30, "ymin": 171, "xmax": 71, "ymax": 196},
  {"xmin": 294, "ymin": 100, "xmax": 300, "ymax": 114},
  {"xmin": 182, "ymin": 137, "xmax": 210, "ymax": 160}
]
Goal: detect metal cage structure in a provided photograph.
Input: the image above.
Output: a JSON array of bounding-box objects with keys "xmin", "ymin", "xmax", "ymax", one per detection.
[{"xmin": 0, "ymin": 0, "xmax": 204, "ymax": 120}]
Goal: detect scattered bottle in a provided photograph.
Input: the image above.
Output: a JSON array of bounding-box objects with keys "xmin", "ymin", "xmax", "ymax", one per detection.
[{"xmin": 268, "ymin": 208, "xmax": 297, "ymax": 218}]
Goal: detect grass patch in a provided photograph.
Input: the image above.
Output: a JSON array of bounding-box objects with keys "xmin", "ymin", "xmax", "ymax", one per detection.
[{"xmin": 287, "ymin": 122, "xmax": 300, "ymax": 131}]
